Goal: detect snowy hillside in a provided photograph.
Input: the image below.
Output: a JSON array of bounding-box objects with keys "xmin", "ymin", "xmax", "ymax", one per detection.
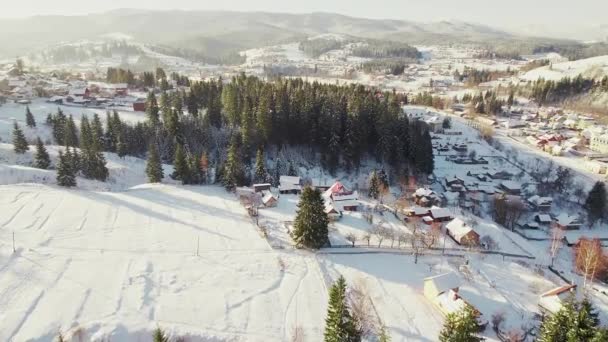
[{"xmin": 522, "ymin": 55, "xmax": 608, "ymax": 81}]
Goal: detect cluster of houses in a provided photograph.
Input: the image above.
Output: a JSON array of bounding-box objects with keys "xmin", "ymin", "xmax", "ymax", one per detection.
[
  {"xmin": 423, "ymin": 271, "xmax": 580, "ymax": 333},
  {"xmin": 0, "ymin": 68, "xmax": 148, "ymax": 111}
]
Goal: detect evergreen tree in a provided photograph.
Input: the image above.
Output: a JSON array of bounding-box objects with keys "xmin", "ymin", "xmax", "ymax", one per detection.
[
  {"xmin": 254, "ymin": 148, "xmax": 267, "ymax": 183},
  {"xmin": 51, "ymin": 108, "xmax": 67, "ymax": 145},
  {"xmin": 116, "ymin": 134, "xmax": 127, "ymax": 158},
  {"xmin": 377, "ymin": 324, "xmax": 391, "ymax": 342},
  {"xmin": 368, "ymin": 170, "xmax": 380, "ymax": 199},
  {"xmin": 64, "ymin": 115, "xmax": 79, "ymax": 147},
  {"xmin": 292, "ymin": 187, "xmax": 329, "ymax": 249},
  {"xmin": 56, "ymin": 150, "xmax": 76, "ymax": 187},
  {"xmin": 152, "ymin": 327, "xmax": 169, "ymax": 342},
  {"xmin": 171, "ymin": 144, "xmax": 190, "ymax": 184},
  {"xmin": 146, "ymin": 143, "xmax": 164, "ymax": 183},
  {"xmin": 25, "ymin": 106, "xmax": 36, "ymax": 127},
  {"xmin": 288, "ymin": 161, "xmax": 298, "ymax": 176},
  {"xmin": 12, "ymin": 121, "xmax": 29, "ymax": 153},
  {"xmin": 438, "ymin": 306, "xmax": 482, "ymax": 342},
  {"xmin": 538, "ymin": 297, "xmax": 575, "ymax": 342},
  {"xmin": 324, "ymin": 276, "xmax": 360, "ymax": 342},
  {"xmin": 68, "ymin": 147, "xmax": 81, "ymax": 175},
  {"xmin": 146, "ymin": 91, "xmax": 160, "ymax": 126},
  {"xmin": 592, "ymin": 328, "xmax": 608, "ymax": 342},
  {"xmin": 585, "ymin": 182, "xmax": 607, "ymax": 223},
  {"xmin": 566, "ymin": 297, "xmax": 600, "ymax": 341},
  {"xmin": 222, "ymin": 138, "xmax": 245, "ymax": 190},
  {"xmin": 34, "ymin": 137, "xmax": 50, "ymax": 169},
  {"xmin": 91, "ymin": 114, "xmax": 105, "ymax": 151},
  {"xmin": 79, "ymin": 115, "xmax": 93, "ymax": 150}
]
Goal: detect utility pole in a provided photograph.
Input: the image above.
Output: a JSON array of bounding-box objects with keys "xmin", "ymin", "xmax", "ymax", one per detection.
[{"xmin": 196, "ymin": 236, "xmax": 200, "ymax": 257}]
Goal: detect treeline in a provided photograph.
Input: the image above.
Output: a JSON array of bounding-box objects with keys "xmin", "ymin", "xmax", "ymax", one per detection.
[
  {"xmin": 146, "ymin": 45, "xmax": 246, "ymax": 65},
  {"xmin": 359, "ymin": 58, "xmax": 413, "ymax": 75},
  {"xmin": 460, "ymin": 90, "xmax": 506, "ymax": 115},
  {"xmin": 453, "ymin": 67, "xmax": 516, "ymax": 86},
  {"xmin": 351, "ymin": 40, "xmax": 420, "ymax": 59},
  {"xmin": 527, "ymin": 75, "xmax": 608, "ymax": 105},
  {"xmin": 105, "ymin": 67, "xmax": 189, "ymax": 89},
  {"xmin": 299, "ymin": 39, "xmax": 345, "ymax": 58},
  {"xmin": 472, "ymin": 50, "xmax": 522, "ymax": 60},
  {"xmin": 481, "ymin": 39, "xmax": 608, "ymax": 62},
  {"xmin": 40, "ymin": 41, "xmax": 141, "ymax": 64}
]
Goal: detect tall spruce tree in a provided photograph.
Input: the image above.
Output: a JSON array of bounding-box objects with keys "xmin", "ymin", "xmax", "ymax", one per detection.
[
  {"xmin": 254, "ymin": 148, "xmax": 267, "ymax": 183},
  {"xmin": 292, "ymin": 187, "xmax": 329, "ymax": 249},
  {"xmin": 25, "ymin": 106, "xmax": 36, "ymax": 127},
  {"xmin": 12, "ymin": 121, "xmax": 29, "ymax": 154},
  {"xmin": 64, "ymin": 115, "xmax": 79, "ymax": 147},
  {"xmin": 56, "ymin": 150, "xmax": 76, "ymax": 187},
  {"xmin": 171, "ymin": 144, "xmax": 190, "ymax": 184},
  {"xmin": 146, "ymin": 143, "xmax": 164, "ymax": 183},
  {"xmin": 538, "ymin": 297, "xmax": 575, "ymax": 342},
  {"xmin": 152, "ymin": 327, "xmax": 169, "ymax": 342},
  {"xmin": 368, "ymin": 170, "xmax": 380, "ymax": 199},
  {"xmin": 585, "ymin": 182, "xmax": 607, "ymax": 223},
  {"xmin": 146, "ymin": 91, "xmax": 160, "ymax": 126},
  {"xmin": 34, "ymin": 137, "xmax": 50, "ymax": 169},
  {"xmin": 222, "ymin": 138, "xmax": 245, "ymax": 190},
  {"xmin": 323, "ymin": 276, "xmax": 360, "ymax": 342},
  {"xmin": 438, "ymin": 306, "xmax": 482, "ymax": 342}
]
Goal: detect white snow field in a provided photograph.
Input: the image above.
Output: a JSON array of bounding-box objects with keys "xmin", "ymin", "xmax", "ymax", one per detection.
[{"xmin": 0, "ymin": 184, "xmax": 328, "ymax": 342}]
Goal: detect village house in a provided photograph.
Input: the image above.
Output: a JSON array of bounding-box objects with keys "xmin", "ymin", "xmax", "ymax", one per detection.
[
  {"xmin": 311, "ymin": 178, "xmax": 333, "ymax": 192},
  {"xmin": 261, "ymin": 191, "xmax": 278, "ymax": 208},
  {"xmin": 253, "ymin": 183, "xmax": 272, "ymax": 193},
  {"xmin": 538, "ymin": 284, "xmax": 577, "ymax": 316},
  {"xmin": 445, "ymin": 218, "xmax": 480, "ymax": 247},
  {"xmin": 554, "ymin": 213, "xmax": 583, "ymax": 230},
  {"xmin": 429, "ymin": 207, "xmax": 453, "ymax": 222},
  {"xmin": 413, "ymin": 188, "xmax": 440, "ymax": 207},
  {"xmin": 279, "ymin": 176, "xmax": 302, "ymax": 194},
  {"xmin": 590, "ymin": 134, "xmax": 608, "ymax": 154},
  {"xmin": 499, "ymin": 181, "xmax": 521, "ymax": 195},
  {"xmin": 527, "ymin": 195, "xmax": 553, "ymax": 212},
  {"xmin": 423, "ymin": 273, "xmax": 487, "ymax": 327},
  {"xmin": 324, "ymin": 204, "xmax": 341, "ymax": 221},
  {"xmin": 323, "ymin": 181, "xmax": 359, "ymax": 212},
  {"xmin": 486, "ymin": 170, "xmax": 513, "ymax": 180}
]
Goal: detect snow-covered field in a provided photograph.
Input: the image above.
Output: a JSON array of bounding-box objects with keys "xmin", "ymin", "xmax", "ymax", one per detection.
[
  {"xmin": 522, "ymin": 55, "xmax": 608, "ymax": 81},
  {"xmin": 0, "ymin": 184, "xmax": 328, "ymax": 341},
  {"xmin": 0, "ymin": 182, "xmax": 558, "ymax": 342},
  {"xmin": 0, "ymin": 99, "xmax": 146, "ymax": 145}
]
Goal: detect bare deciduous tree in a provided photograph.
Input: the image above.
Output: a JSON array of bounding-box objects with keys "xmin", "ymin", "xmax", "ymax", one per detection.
[
  {"xmin": 549, "ymin": 226, "xmax": 564, "ymax": 266},
  {"xmin": 346, "ymin": 233, "xmax": 357, "ymax": 247},
  {"xmin": 574, "ymin": 237, "xmax": 607, "ymax": 289}
]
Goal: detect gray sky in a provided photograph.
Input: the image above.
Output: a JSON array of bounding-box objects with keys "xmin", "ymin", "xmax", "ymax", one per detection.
[{"xmin": 2, "ymin": 0, "xmax": 607, "ymax": 38}]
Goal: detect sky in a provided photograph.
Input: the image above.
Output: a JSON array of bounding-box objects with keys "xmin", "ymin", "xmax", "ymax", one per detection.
[{"xmin": 2, "ymin": 0, "xmax": 607, "ymax": 39}]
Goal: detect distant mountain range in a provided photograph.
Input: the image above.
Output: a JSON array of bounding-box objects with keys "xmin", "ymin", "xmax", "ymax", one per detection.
[{"xmin": 0, "ymin": 10, "xmax": 520, "ymax": 58}]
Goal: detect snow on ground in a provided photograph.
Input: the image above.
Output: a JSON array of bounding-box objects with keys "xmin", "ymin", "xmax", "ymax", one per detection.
[
  {"xmin": 0, "ymin": 143, "xmax": 175, "ymax": 191},
  {"xmin": 0, "ymin": 99, "xmax": 146, "ymax": 144},
  {"xmin": 522, "ymin": 55, "xmax": 608, "ymax": 81},
  {"xmin": 0, "ymin": 184, "xmax": 327, "ymax": 342}
]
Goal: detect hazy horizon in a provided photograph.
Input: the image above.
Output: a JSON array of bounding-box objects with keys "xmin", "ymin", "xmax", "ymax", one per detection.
[{"xmin": 2, "ymin": 0, "xmax": 607, "ymax": 40}]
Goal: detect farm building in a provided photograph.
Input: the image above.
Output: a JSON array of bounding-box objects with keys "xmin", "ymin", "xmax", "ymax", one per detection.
[
  {"xmin": 445, "ymin": 218, "xmax": 480, "ymax": 246},
  {"xmin": 554, "ymin": 213, "xmax": 583, "ymax": 230},
  {"xmin": 429, "ymin": 208, "xmax": 453, "ymax": 222},
  {"xmin": 279, "ymin": 176, "xmax": 302, "ymax": 194},
  {"xmin": 499, "ymin": 181, "xmax": 521, "ymax": 195},
  {"xmin": 262, "ymin": 192, "xmax": 278, "ymax": 208},
  {"xmin": 423, "ymin": 273, "xmax": 487, "ymax": 327},
  {"xmin": 528, "ymin": 195, "xmax": 553, "ymax": 211},
  {"xmin": 253, "ymin": 183, "xmax": 272, "ymax": 193},
  {"xmin": 538, "ymin": 284, "xmax": 577, "ymax": 316}
]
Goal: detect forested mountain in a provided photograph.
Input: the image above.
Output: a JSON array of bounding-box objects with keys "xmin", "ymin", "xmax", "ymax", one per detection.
[{"xmin": 0, "ymin": 10, "xmax": 512, "ymax": 59}]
